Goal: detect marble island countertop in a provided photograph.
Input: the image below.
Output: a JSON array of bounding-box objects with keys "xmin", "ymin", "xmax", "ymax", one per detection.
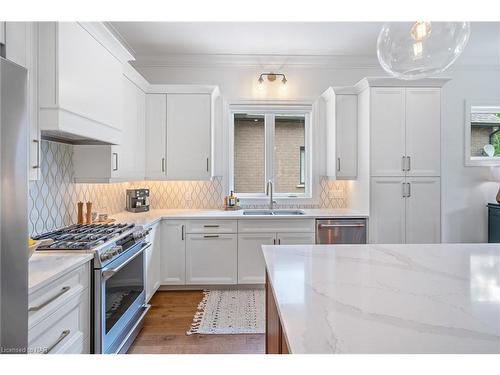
[
  {"xmin": 262, "ymin": 243, "xmax": 500, "ymax": 354},
  {"xmin": 110, "ymin": 208, "xmax": 368, "ymax": 228}
]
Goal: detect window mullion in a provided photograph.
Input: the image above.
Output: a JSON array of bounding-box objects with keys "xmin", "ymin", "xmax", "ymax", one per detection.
[{"xmin": 265, "ymin": 113, "xmax": 275, "ymax": 186}]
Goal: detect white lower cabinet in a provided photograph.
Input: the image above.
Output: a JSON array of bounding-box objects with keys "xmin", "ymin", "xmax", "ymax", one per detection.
[
  {"xmin": 186, "ymin": 234, "xmax": 237, "ymax": 285},
  {"xmin": 28, "ymin": 262, "xmax": 91, "ymax": 354},
  {"xmin": 238, "ymin": 233, "xmax": 276, "ymax": 284},
  {"xmin": 145, "ymin": 223, "xmax": 161, "ymax": 302},
  {"xmin": 370, "ymin": 176, "xmax": 440, "ymax": 244},
  {"xmin": 276, "ymin": 232, "xmax": 316, "ymax": 245},
  {"xmin": 405, "ymin": 177, "xmax": 441, "ymax": 244},
  {"xmin": 159, "ymin": 219, "xmax": 315, "ymax": 286},
  {"xmin": 160, "ymin": 221, "xmax": 186, "ymax": 285}
]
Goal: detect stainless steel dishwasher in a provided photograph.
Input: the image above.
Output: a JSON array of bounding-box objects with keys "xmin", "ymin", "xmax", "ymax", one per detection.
[{"xmin": 316, "ymin": 218, "xmax": 367, "ymax": 244}]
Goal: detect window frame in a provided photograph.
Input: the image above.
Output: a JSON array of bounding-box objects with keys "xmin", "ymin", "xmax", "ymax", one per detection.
[{"xmin": 228, "ymin": 104, "xmax": 312, "ymax": 200}]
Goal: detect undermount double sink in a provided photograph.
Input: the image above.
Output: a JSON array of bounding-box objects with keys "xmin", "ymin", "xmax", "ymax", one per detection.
[{"xmin": 242, "ymin": 209, "xmax": 306, "ymax": 216}]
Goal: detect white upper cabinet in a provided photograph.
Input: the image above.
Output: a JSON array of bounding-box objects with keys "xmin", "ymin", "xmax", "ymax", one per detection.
[
  {"xmin": 366, "ymin": 80, "xmax": 445, "ymax": 178},
  {"xmin": 322, "ymin": 87, "xmax": 358, "ymax": 179},
  {"xmin": 166, "ymin": 94, "xmax": 211, "ymax": 180},
  {"xmin": 370, "ymin": 88, "xmax": 406, "ymax": 177},
  {"xmin": 145, "ymin": 94, "xmax": 167, "ymax": 179},
  {"xmin": 405, "ymin": 88, "xmax": 441, "ymax": 177},
  {"xmin": 73, "ymin": 71, "xmax": 147, "ymax": 183},
  {"xmin": 38, "ymin": 22, "xmax": 133, "ymax": 145},
  {"xmin": 5, "ymin": 22, "xmax": 41, "ymax": 181},
  {"xmin": 145, "ymin": 86, "xmax": 220, "ymax": 181},
  {"xmin": 0, "ymin": 22, "xmax": 5, "ymax": 44}
]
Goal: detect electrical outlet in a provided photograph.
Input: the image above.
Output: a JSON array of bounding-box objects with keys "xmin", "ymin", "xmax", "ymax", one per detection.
[
  {"xmin": 185, "ymin": 191, "xmax": 192, "ymax": 201},
  {"xmin": 329, "ymin": 190, "xmax": 344, "ymax": 199}
]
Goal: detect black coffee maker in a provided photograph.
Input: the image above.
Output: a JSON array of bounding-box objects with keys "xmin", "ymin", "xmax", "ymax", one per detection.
[{"xmin": 126, "ymin": 189, "xmax": 150, "ymax": 213}]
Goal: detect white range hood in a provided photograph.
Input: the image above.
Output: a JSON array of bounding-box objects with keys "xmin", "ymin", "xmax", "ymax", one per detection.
[{"xmin": 38, "ymin": 22, "xmax": 133, "ymax": 144}]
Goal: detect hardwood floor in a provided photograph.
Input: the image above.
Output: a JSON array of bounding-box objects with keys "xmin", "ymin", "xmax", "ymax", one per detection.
[{"xmin": 128, "ymin": 290, "xmax": 265, "ymax": 354}]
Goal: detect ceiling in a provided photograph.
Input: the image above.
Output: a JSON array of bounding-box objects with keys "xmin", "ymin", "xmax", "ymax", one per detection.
[{"xmin": 109, "ymin": 22, "xmax": 500, "ymax": 65}]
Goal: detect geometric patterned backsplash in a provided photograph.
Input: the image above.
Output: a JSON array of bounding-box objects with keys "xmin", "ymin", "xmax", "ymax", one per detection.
[{"xmin": 28, "ymin": 140, "xmax": 349, "ymax": 235}]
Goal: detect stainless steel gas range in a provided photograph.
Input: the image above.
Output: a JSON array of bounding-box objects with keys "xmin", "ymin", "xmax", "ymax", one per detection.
[{"xmin": 33, "ymin": 223, "xmax": 151, "ymax": 354}]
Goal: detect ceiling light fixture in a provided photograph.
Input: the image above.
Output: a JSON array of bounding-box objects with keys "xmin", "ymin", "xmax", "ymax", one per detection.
[
  {"xmin": 257, "ymin": 72, "xmax": 287, "ymax": 86},
  {"xmin": 377, "ymin": 22, "xmax": 470, "ymax": 80}
]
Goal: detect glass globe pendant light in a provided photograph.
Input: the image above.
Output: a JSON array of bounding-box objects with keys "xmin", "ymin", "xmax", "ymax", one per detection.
[{"xmin": 377, "ymin": 22, "xmax": 471, "ymax": 80}]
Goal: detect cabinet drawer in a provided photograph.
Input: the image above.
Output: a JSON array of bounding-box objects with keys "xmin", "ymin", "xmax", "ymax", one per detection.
[
  {"xmin": 28, "ymin": 289, "xmax": 90, "ymax": 354},
  {"xmin": 238, "ymin": 219, "xmax": 315, "ymax": 233},
  {"xmin": 186, "ymin": 220, "xmax": 237, "ymax": 234},
  {"xmin": 28, "ymin": 262, "xmax": 90, "ymax": 329}
]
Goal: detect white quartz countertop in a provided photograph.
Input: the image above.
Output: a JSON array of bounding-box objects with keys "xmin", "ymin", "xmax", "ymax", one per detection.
[
  {"xmin": 29, "ymin": 253, "xmax": 93, "ymax": 294},
  {"xmin": 262, "ymin": 243, "xmax": 500, "ymax": 354},
  {"xmin": 110, "ymin": 208, "xmax": 368, "ymax": 228}
]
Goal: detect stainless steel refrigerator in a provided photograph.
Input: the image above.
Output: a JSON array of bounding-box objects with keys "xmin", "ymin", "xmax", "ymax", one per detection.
[{"xmin": 0, "ymin": 56, "xmax": 28, "ymax": 353}]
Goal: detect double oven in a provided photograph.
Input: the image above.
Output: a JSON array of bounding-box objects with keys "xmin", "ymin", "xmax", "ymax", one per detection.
[{"xmin": 94, "ymin": 236, "xmax": 151, "ymax": 354}]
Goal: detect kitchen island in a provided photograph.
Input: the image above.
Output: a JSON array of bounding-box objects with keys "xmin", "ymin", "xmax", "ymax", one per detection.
[{"xmin": 263, "ymin": 243, "xmax": 500, "ymax": 354}]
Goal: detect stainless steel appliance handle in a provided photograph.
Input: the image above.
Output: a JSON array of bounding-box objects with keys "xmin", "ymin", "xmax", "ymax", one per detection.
[
  {"xmin": 44, "ymin": 329, "xmax": 70, "ymax": 354},
  {"xmin": 33, "ymin": 139, "xmax": 40, "ymax": 169},
  {"xmin": 28, "ymin": 286, "xmax": 70, "ymax": 311},
  {"xmin": 318, "ymin": 223, "xmax": 366, "ymax": 229},
  {"xmin": 102, "ymin": 243, "xmax": 150, "ymax": 280}
]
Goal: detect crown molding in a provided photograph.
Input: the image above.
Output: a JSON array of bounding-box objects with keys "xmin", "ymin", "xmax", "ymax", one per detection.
[
  {"xmin": 132, "ymin": 53, "xmax": 382, "ymax": 69},
  {"xmin": 131, "ymin": 52, "xmax": 500, "ymax": 71},
  {"xmin": 79, "ymin": 22, "xmax": 134, "ymax": 64}
]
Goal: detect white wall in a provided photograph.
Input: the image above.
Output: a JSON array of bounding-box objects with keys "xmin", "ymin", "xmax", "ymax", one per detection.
[{"xmin": 135, "ymin": 63, "xmax": 500, "ymax": 243}]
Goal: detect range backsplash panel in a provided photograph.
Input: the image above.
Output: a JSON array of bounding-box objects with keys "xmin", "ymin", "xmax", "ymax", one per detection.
[{"xmin": 28, "ymin": 141, "xmax": 348, "ymax": 235}]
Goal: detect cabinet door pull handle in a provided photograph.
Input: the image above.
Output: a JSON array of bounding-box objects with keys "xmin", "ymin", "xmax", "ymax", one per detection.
[
  {"xmin": 402, "ymin": 182, "xmax": 406, "ymax": 198},
  {"xmin": 407, "ymin": 182, "xmax": 411, "ymax": 197},
  {"xmin": 337, "ymin": 157, "xmax": 341, "ymax": 172},
  {"xmin": 161, "ymin": 157, "xmax": 165, "ymax": 173},
  {"xmin": 273, "ymin": 238, "xmax": 276, "ymax": 245},
  {"xmin": 181, "ymin": 224, "xmax": 185, "ymax": 241},
  {"xmin": 407, "ymin": 156, "xmax": 411, "ymax": 172},
  {"xmin": 112, "ymin": 153, "xmax": 118, "ymax": 171},
  {"xmin": 33, "ymin": 139, "xmax": 40, "ymax": 169},
  {"xmin": 206, "ymin": 157, "xmax": 209, "ymax": 172},
  {"xmin": 203, "ymin": 224, "xmax": 219, "ymax": 228},
  {"xmin": 278, "ymin": 238, "xmax": 281, "ymax": 245},
  {"xmin": 29, "ymin": 286, "xmax": 71, "ymax": 311},
  {"xmin": 402, "ymin": 156, "xmax": 406, "ymax": 172},
  {"xmin": 44, "ymin": 329, "xmax": 70, "ymax": 354},
  {"xmin": 203, "ymin": 234, "xmax": 219, "ymax": 238}
]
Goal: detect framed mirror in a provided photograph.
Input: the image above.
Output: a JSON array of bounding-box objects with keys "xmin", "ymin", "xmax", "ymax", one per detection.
[{"xmin": 465, "ymin": 101, "xmax": 500, "ymax": 166}]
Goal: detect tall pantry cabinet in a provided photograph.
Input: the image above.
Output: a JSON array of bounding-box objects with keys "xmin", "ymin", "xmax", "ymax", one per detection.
[{"xmin": 357, "ymin": 78, "xmax": 448, "ymax": 244}]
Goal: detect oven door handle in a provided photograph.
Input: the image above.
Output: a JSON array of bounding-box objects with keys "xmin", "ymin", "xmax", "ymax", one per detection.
[{"xmin": 101, "ymin": 243, "xmax": 151, "ymax": 280}]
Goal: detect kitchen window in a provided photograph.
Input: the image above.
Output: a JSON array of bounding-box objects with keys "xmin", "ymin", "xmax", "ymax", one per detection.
[{"xmin": 230, "ymin": 107, "xmax": 312, "ymax": 199}]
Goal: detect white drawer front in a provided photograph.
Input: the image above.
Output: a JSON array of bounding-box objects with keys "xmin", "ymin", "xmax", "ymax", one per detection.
[
  {"xmin": 186, "ymin": 220, "xmax": 237, "ymax": 234},
  {"xmin": 28, "ymin": 262, "xmax": 90, "ymax": 329},
  {"xmin": 238, "ymin": 219, "xmax": 315, "ymax": 233},
  {"xmin": 28, "ymin": 289, "xmax": 90, "ymax": 354}
]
